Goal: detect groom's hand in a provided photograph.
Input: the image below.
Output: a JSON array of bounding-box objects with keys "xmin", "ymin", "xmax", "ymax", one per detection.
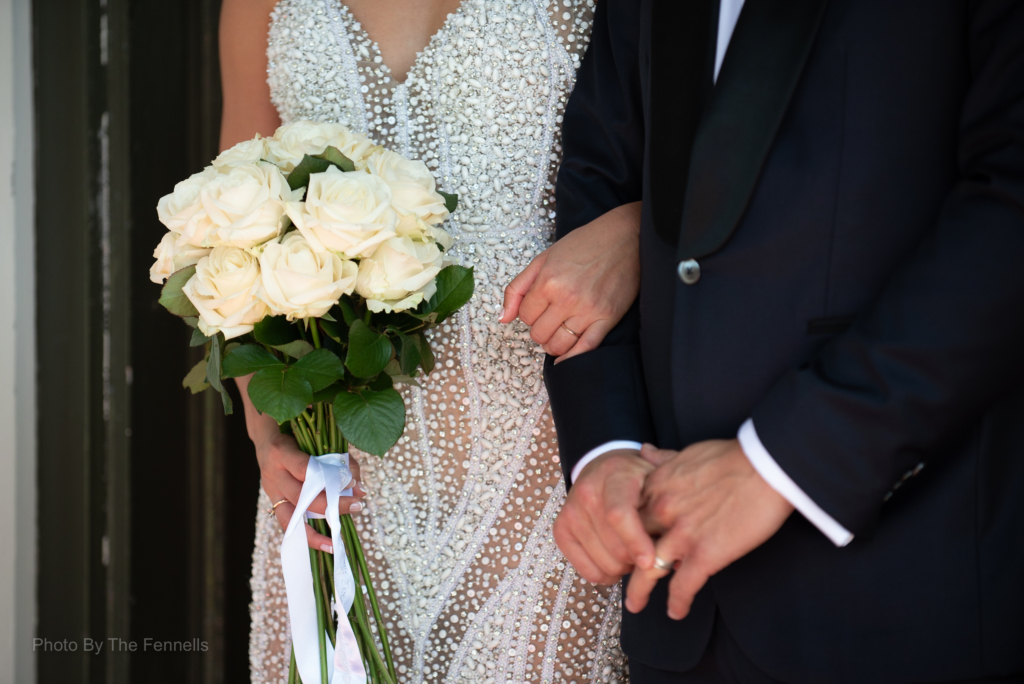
[
  {"xmin": 553, "ymin": 449, "xmax": 657, "ymax": 584},
  {"xmin": 624, "ymin": 440, "xmax": 794, "ymax": 619}
]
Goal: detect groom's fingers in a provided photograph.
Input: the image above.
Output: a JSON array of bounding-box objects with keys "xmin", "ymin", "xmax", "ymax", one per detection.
[
  {"xmin": 605, "ymin": 473, "xmax": 655, "ymax": 570},
  {"xmin": 556, "ymin": 527, "xmax": 617, "ymax": 585},
  {"xmin": 625, "ymin": 523, "xmax": 697, "ymax": 613},
  {"xmin": 665, "ymin": 556, "xmax": 711, "ymax": 621}
]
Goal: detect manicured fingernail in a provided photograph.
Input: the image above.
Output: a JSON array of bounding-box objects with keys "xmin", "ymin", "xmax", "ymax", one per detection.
[
  {"xmin": 499, "ymin": 306, "xmax": 506, "ymax": 321},
  {"xmin": 320, "ymin": 544, "xmax": 333, "ymax": 554},
  {"xmin": 350, "ymin": 502, "xmax": 363, "ymax": 513}
]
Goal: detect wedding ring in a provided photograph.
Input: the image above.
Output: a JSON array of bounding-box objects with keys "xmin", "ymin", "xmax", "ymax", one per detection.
[
  {"xmin": 652, "ymin": 556, "xmax": 674, "ymax": 572},
  {"xmin": 560, "ymin": 322, "xmax": 580, "ymax": 337},
  {"xmin": 272, "ymin": 499, "xmax": 290, "ymax": 511}
]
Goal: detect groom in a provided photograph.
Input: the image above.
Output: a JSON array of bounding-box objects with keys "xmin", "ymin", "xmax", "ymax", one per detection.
[{"xmin": 544, "ymin": 0, "xmax": 1024, "ymax": 682}]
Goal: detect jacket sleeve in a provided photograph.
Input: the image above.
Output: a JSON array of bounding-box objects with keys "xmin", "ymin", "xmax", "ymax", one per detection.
[
  {"xmin": 751, "ymin": 0, "xmax": 1024, "ymax": 535},
  {"xmin": 545, "ymin": 0, "xmax": 654, "ymax": 484}
]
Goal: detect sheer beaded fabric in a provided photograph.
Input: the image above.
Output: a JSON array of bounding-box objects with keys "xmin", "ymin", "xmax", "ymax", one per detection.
[{"xmin": 249, "ymin": 2, "xmax": 627, "ymax": 683}]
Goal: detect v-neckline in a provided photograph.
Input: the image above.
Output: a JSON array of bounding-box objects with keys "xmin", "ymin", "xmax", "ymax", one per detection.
[{"xmin": 337, "ymin": 1, "xmax": 469, "ymax": 85}]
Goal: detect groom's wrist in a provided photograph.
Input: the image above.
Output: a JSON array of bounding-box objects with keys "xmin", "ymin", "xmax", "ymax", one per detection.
[
  {"xmin": 737, "ymin": 419, "xmax": 854, "ymax": 547},
  {"xmin": 571, "ymin": 440, "xmax": 644, "ymax": 483}
]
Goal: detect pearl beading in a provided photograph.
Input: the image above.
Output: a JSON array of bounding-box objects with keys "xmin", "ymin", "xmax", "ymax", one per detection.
[{"xmin": 252, "ymin": 2, "xmax": 625, "ymax": 683}]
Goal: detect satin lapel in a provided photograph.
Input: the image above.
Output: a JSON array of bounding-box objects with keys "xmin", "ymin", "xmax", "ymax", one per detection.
[
  {"xmin": 677, "ymin": 0, "xmax": 829, "ymax": 260},
  {"xmin": 648, "ymin": 0, "xmax": 718, "ymax": 245}
]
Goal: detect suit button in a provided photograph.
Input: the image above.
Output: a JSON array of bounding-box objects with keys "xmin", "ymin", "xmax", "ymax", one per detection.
[{"xmin": 678, "ymin": 259, "xmax": 701, "ymax": 285}]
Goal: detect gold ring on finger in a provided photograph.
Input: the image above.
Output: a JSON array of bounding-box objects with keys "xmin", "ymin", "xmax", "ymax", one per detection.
[
  {"xmin": 272, "ymin": 499, "xmax": 290, "ymax": 511},
  {"xmin": 560, "ymin": 322, "xmax": 580, "ymax": 337}
]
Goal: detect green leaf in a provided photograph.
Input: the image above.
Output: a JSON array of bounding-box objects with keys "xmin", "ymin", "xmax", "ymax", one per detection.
[
  {"xmin": 222, "ymin": 344, "xmax": 284, "ymax": 378},
  {"xmin": 291, "ymin": 348, "xmax": 346, "ymax": 392},
  {"xmin": 333, "ymin": 388, "xmax": 406, "ymax": 456},
  {"xmin": 248, "ymin": 366, "xmax": 314, "ymax": 424},
  {"xmin": 337, "ymin": 298, "xmax": 358, "ymax": 326},
  {"xmin": 159, "ymin": 266, "xmax": 199, "ymax": 318},
  {"xmin": 345, "ymin": 320, "xmax": 394, "ymax": 378},
  {"xmin": 426, "ymin": 265, "xmax": 475, "ymax": 322},
  {"xmin": 190, "ymin": 327, "xmax": 212, "ymax": 348},
  {"xmin": 221, "ymin": 388, "xmax": 234, "ymax": 415},
  {"xmin": 312, "ymin": 382, "xmax": 344, "ymax": 404},
  {"xmin": 182, "ymin": 359, "xmax": 210, "ymax": 394},
  {"xmin": 287, "ymin": 154, "xmax": 332, "ymax": 192},
  {"xmin": 393, "ymin": 329, "xmax": 421, "ymax": 376},
  {"xmin": 319, "ymin": 317, "xmax": 348, "ymax": 344},
  {"xmin": 254, "ymin": 315, "xmax": 301, "ymax": 346},
  {"xmin": 410, "ymin": 332, "xmax": 435, "ymax": 374},
  {"xmin": 390, "ymin": 374, "xmax": 422, "ymax": 388},
  {"xmin": 368, "ymin": 373, "xmax": 393, "ymax": 391},
  {"xmin": 183, "ymin": 316, "xmax": 199, "ymax": 329},
  {"xmin": 272, "ymin": 339, "xmax": 315, "ymax": 359},
  {"xmin": 319, "ymin": 146, "xmax": 355, "ymax": 172},
  {"xmin": 438, "ymin": 190, "xmax": 459, "ymax": 214},
  {"xmin": 206, "ymin": 334, "xmax": 226, "ymax": 394}
]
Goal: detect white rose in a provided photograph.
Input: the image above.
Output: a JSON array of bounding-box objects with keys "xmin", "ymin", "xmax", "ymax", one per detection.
[
  {"xmin": 179, "ymin": 162, "xmax": 300, "ymax": 249},
  {"xmin": 212, "ymin": 135, "xmax": 269, "ymax": 169},
  {"xmin": 149, "ymin": 232, "xmax": 211, "ymax": 284},
  {"xmin": 259, "ymin": 232, "xmax": 358, "ymax": 320},
  {"xmin": 355, "ymin": 236, "xmax": 445, "ymax": 313},
  {"xmin": 183, "ymin": 246, "xmax": 269, "ymax": 340},
  {"xmin": 266, "ymin": 120, "xmax": 377, "ymax": 172},
  {"xmin": 366, "ymin": 149, "xmax": 449, "ymax": 230},
  {"xmin": 286, "ymin": 166, "xmax": 398, "ymax": 258},
  {"xmin": 156, "ymin": 166, "xmax": 218, "ymax": 233}
]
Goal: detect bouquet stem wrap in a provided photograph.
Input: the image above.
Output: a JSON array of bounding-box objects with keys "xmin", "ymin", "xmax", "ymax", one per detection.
[{"xmin": 282, "ymin": 453, "xmax": 365, "ymax": 684}]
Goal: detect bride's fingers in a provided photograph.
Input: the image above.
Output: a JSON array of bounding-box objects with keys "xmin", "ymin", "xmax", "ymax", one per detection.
[
  {"xmin": 501, "ymin": 251, "xmax": 546, "ymax": 324},
  {"xmin": 271, "ymin": 502, "xmax": 334, "ymax": 552},
  {"xmin": 542, "ymin": 321, "xmax": 584, "ymax": 357},
  {"xmin": 528, "ymin": 306, "xmax": 575, "ymax": 346},
  {"xmin": 555, "ymin": 318, "xmax": 615, "ymax": 363}
]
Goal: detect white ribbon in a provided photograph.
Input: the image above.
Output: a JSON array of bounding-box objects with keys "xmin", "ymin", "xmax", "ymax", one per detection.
[{"xmin": 281, "ymin": 453, "xmax": 367, "ymax": 684}]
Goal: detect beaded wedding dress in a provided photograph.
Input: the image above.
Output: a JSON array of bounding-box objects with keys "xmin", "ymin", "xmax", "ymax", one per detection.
[{"xmin": 249, "ymin": 2, "xmax": 627, "ymax": 682}]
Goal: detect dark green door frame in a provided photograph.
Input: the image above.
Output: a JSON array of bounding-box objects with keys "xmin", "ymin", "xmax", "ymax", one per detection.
[{"xmin": 34, "ymin": 0, "xmax": 257, "ymax": 681}]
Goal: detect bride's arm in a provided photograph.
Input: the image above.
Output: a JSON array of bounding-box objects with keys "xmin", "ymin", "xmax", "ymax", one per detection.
[
  {"xmin": 219, "ymin": 0, "xmax": 281, "ymax": 148},
  {"xmin": 219, "ymin": 0, "xmax": 364, "ymax": 551},
  {"xmin": 502, "ymin": 201, "xmax": 641, "ymax": 360}
]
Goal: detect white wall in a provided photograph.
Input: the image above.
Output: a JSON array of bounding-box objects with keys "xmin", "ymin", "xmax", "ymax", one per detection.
[{"xmin": 0, "ymin": 0, "xmax": 37, "ymax": 681}]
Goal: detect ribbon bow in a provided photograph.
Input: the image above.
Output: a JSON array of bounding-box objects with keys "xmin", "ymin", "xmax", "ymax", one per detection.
[{"xmin": 281, "ymin": 453, "xmax": 367, "ymax": 684}]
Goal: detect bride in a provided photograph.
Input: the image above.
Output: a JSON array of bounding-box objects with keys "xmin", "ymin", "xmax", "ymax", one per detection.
[{"xmin": 219, "ymin": 0, "xmax": 641, "ymax": 681}]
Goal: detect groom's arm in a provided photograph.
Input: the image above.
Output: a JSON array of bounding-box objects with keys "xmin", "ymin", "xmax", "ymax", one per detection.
[
  {"xmin": 544, "ymin": 0, "xmax": 653, "ymax": 484},
  {"xmin": 750, "ymin": 0, "xmax": 1024, "ymax": 537}
]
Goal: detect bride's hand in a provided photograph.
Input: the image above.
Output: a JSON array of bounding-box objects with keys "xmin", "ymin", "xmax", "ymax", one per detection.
[
  {"xmin": 501, "ymin": 202, "xmax": 641, "ymax": 361},
  {"xmin": 236, "ymin": 373, "xmax": 366, "ymax": 552},
  {"xmin": 257, "ymin": 431, "xmax": 367, "ymax": 553}
]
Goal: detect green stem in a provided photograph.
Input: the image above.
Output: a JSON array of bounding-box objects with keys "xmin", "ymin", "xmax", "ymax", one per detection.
[
  {"xmin": 288, "ymin": 645, "xmax": 298, "ymax": 684},
  {"xmin": 310, "ymin": 320, "xmax": 322, "ymax": 349},
  {"xmin": 308, "ymin": 546, "xmax": 330, "ymax": 684},
  {"xmin": 344, "ymin": 515, "xmax": 395, "ymax": 677}
]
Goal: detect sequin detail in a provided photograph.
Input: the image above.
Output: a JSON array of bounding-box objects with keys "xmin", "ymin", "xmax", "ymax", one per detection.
[{"xmin": 251, "ymin": 2, "xmax": 626, "ymax": 683}]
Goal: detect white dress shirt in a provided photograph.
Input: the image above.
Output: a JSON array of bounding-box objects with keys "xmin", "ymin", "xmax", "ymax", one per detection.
[{"xmin": 568, "ymin": 0, "xmax": 854, "ymax": 548}]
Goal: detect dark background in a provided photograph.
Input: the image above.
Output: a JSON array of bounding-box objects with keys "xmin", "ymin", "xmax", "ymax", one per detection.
[{"xmin": 34, "ymin": 0, "xmax": 261, "ymax": 681}]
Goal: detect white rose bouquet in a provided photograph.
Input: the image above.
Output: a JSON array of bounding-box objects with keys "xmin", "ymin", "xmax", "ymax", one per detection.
[{"xmin": 152, "ymin": 121, "xmax": 473, "ymax": 684}]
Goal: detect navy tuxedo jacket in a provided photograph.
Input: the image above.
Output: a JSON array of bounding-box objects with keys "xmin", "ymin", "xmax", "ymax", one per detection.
[{"xmin": 544, "ymin": 0, "xmax": 1024, "ymax": 681}]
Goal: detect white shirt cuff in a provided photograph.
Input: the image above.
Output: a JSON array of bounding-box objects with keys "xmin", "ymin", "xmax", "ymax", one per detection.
[
  {"xmin": 738, "ymin": 419, "xmax": 854, "ymax": 547},
  {"xmin": 570, "ymin": 440, "xmax": 644, "ymax": 483}
]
